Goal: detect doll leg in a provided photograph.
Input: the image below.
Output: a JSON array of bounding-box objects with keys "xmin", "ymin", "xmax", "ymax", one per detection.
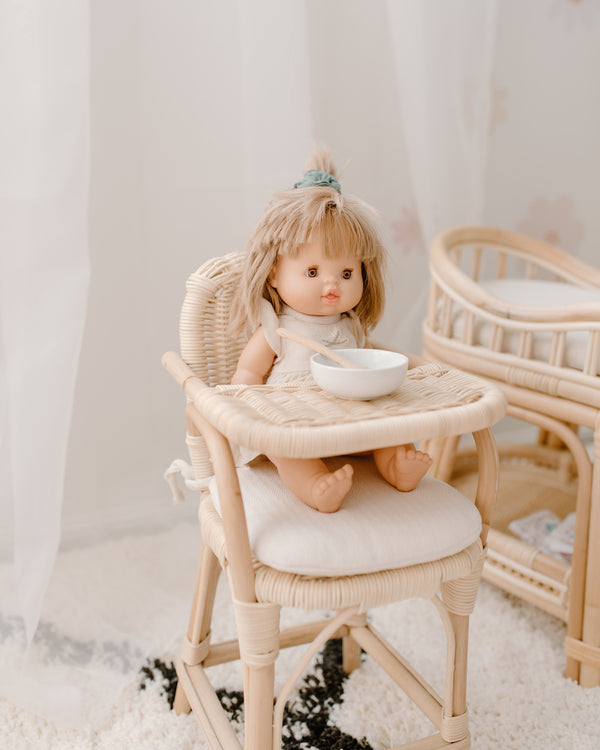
[
  {"xmin": 373, "ymin": 444, "xmax": 432, "ymax": 492},
  {"xmin": 267, "ymin": 456, "xmax": 353, "ymax": 513}
]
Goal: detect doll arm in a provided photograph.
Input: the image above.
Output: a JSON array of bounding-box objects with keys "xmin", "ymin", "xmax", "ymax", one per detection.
[{"xmin": 231, "ymin": 327, "xmax": 277, "ymax": 385}]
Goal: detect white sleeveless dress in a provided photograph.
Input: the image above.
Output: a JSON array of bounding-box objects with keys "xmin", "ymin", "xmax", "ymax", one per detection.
[
  {"xmin": 234, "ymin": 301, "xmax": 365, "ymax": 465},
  {"xmin": 259, "ymin": 300, "xmax": 364, "ymax": 383}
]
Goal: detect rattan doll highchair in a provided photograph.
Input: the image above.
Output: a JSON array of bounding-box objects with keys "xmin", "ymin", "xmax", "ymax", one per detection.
[
  {"xmin": 422, "ymin": 225, "xmax": 600, "ymax": 687},
  {"xmin": 162, "ymin": 251, "xmax": 505, "ymax": 749}
]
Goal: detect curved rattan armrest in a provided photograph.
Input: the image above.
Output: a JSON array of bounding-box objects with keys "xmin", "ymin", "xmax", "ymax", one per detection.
[{"xmin": 162, "ymin": 350, "xmax": 211, "ymax": 400}]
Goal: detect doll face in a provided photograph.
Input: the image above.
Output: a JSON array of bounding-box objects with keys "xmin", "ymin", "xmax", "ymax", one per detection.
[{"xmin": 269, "ymin": 235, "xmax": 363, "ymax": 316}]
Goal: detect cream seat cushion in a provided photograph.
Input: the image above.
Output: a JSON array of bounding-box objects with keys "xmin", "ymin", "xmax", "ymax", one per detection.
[
  {"xmin": 453, "ymin": 279, "xmax": 600, "ymax": 371},
  {"xmin": 208, "ymin": 455, "xmax": 481, "ymax": 577}
]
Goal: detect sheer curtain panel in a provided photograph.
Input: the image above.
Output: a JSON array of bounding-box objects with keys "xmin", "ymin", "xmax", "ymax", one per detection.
[
  {"xmin": 0, "ymin": 1, "xmax": 90, "ymax": 641},
  {"xmin": 386, "ymin": 0, "xmax": 498, "ymax": 338}
]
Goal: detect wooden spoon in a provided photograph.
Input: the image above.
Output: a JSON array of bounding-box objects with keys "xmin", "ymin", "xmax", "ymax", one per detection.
[{"xmin": 276, "ymin": 327, "xmax": 368, "ymax": 369}]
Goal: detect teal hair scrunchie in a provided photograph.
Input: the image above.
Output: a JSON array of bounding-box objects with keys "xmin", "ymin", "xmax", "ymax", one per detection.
[{"xmin": 293, "ymin": 169, "xmax": 341, "ymax": 194}]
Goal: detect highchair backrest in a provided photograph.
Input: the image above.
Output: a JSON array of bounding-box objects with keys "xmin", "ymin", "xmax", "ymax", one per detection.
[
  {"xmin": 180, "ymin": 251, "xmax": 248, "ymax": 480},
  {"xmin": 180, "ymin": 251, "xmax": 248, "ymax": 385}
]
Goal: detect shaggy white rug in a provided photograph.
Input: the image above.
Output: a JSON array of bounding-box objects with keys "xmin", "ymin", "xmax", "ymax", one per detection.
[{"xmin": 1, "ymin": 519, "xmax": 599, "ymax": 749}]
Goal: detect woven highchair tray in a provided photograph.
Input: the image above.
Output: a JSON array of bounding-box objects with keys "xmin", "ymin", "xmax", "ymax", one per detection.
[{"xmin": 192, "ymin": 363, "xmax": 506, "ymax": 458}]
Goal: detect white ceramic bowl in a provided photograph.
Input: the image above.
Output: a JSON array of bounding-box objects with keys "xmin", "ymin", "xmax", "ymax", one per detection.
[{"xmin": 310, "ymin": 348, "xmax": 409, "ymax": 400}]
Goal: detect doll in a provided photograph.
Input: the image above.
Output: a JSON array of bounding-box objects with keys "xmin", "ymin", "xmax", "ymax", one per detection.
[{"xmin": 230, "ymin": 146, "xmax": 432, "ymax": 512}]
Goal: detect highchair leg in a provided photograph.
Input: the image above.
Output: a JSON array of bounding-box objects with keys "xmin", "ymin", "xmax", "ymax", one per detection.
[
  {"xmin": 342, "ymin": 634, "xmax": 362, "ymax": 674},
  {"xmin": 434, "ymin": 576, "xmax": 477, "ymax": 747},
  {"xmin": 447, "ymin": 613, "xmax": 469, "ymax": 719},
  {"xmin": 243, "ymin": 663, "xmax": 276, "ymax": 750},
  {"xmin": 232, "ymin": 598, "xmax": 281, "ymax": 750},
  {"xmin": 431, "ymin": 610, "xmax": 470, "ymax": 746},
  {"xmin": 174, "ymin": 541, "xmax": 221, "ymax": 715},
  {"xmin": 173, "ymin": 677, "xmax": 192, "ymax": 715},
  {"xmin": 342, "ymin": 611, "xmax": 367, "ymax": 673}
]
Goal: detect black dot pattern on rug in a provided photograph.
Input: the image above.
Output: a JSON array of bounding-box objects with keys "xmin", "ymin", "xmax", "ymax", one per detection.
[
  {"xmin": 139, "ymin": 658, "xmax": 178, "ymax": 708},
  {"xmin": 139, "ymin": 639, "xmax": 373, "ymax": 749},
  {"xmin": 279, "ymin": 639, "xmax": 372, "ymax": 749}
]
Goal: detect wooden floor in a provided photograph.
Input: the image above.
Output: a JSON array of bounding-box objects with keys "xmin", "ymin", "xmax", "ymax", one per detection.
[{"xmin": 449, "ymin": 454, "xmax": 577, "ymax": 536}]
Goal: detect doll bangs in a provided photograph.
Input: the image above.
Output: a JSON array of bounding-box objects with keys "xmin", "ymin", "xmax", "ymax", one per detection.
[
  {"xmin": 316, "ymin": 208, "xmax": 380, "ymax": 264},
  {"xmin": 284, "ymin": 191, "xmax": 382, "ymax": 266}
]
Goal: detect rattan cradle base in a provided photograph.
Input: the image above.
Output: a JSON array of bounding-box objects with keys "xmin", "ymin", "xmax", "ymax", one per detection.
[{"xmin": 422, "ymin": 224, "xmax": 600, "ymax": 686}]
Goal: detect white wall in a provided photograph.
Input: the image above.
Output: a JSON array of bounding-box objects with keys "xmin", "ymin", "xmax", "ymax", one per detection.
[
  {"xmin": 486, "ymin": 1, "xmax": 600, "ymax": 250},
  {"xmin": 60, "ymin": 0, "xmax": 600, "ymax": 542}
]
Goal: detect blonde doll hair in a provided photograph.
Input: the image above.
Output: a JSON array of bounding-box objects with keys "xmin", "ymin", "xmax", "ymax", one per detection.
[{"xmin": 230, "ymin": 147, "xmax": 388, "ymax": 338}]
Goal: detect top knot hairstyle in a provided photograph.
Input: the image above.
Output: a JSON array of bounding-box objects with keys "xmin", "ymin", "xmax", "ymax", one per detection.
[{"xmin": 230, "ymin": 146, "xmax": 388, "ymax": 338}]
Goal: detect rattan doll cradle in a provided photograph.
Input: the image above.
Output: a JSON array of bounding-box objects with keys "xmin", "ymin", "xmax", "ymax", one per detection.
[
  {"xmin": 422, "ymin": 225, "xmax": 600, "ymax": 687},
  {"xmin": 163, "ymin": 251, "xmax": 505, "ymax": 749}
]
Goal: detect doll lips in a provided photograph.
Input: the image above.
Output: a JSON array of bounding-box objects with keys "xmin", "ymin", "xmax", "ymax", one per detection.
[{"xmin": 322, "ymin": 290, "xmax": 340, "ymax": 303}]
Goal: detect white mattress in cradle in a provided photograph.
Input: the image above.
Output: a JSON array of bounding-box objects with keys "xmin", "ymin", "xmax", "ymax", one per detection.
[{"xmin": 450, "ymin": 278, "xmax": 600, "ymax": 373}]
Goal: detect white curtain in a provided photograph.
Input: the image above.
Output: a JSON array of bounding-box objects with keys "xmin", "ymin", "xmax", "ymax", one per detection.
[
  {"xmin": 387, "ymin": 0, "xmax": 498, "ymax": 245},
  {"xmin": 0, "ymin": 0, "xmax": 90, "ymax": 642},
  {"xmin": 0, "ymin": 0, "xmax": 512, "ymax": 729},
  {"xmin": 0, "ymin": 0, "xmax": 313, "ymax": 727},
  {"xmin": 386, "ymin": 0, "xmax": 498, "ymax": 342}
]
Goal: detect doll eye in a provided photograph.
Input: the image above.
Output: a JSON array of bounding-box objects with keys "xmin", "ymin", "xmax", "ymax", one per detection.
[
  {"xmin": 341, "ymin": 269, "xmax": 353, "ymax": 280},
  {"xmin": 306, "ymin": 267, "xmax": 318, "ymax": 278}
]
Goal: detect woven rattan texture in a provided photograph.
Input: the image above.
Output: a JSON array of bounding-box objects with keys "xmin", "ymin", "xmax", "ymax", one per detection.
[
  {"xmin": 189, "ymin": 360, "xmax": 504, "ymax": 465},
  {"xmin": 253, "ymin": 541, "xmax": 483, "ymax": 611},
  {"xmin": 206, "ymin": 363, "xmax": 482, "ymax": 428},
  {"xmin": 180, "ymin": 251, "xmax": 247, "ymax": 387}
]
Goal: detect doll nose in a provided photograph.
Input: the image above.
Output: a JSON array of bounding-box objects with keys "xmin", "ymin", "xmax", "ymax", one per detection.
[{"xmin": 322, "ymin": 272, "xmax": 339, "ymax": 287}]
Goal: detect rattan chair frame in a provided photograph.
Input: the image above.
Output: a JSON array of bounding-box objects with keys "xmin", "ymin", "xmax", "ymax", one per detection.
[
  {"xmin": 422, "ymin": 225, "xmax": 600, "ymax": 687},
  {"xmin": 163, "ymin": 252, "xmax": 504, "ymax": 749}
]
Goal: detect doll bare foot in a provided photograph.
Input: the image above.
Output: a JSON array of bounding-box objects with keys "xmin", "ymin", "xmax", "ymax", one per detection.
[
  {"xmin": 312, "ymin": 463, "xmax": 354, "ymax": 513},
  {"xmin": 268, "ymin": 456, "xmax": 353, "ymax": 513},
  {"xmin": 374, "ymin": 445, "xmax": 432, "ymax": 492}
]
